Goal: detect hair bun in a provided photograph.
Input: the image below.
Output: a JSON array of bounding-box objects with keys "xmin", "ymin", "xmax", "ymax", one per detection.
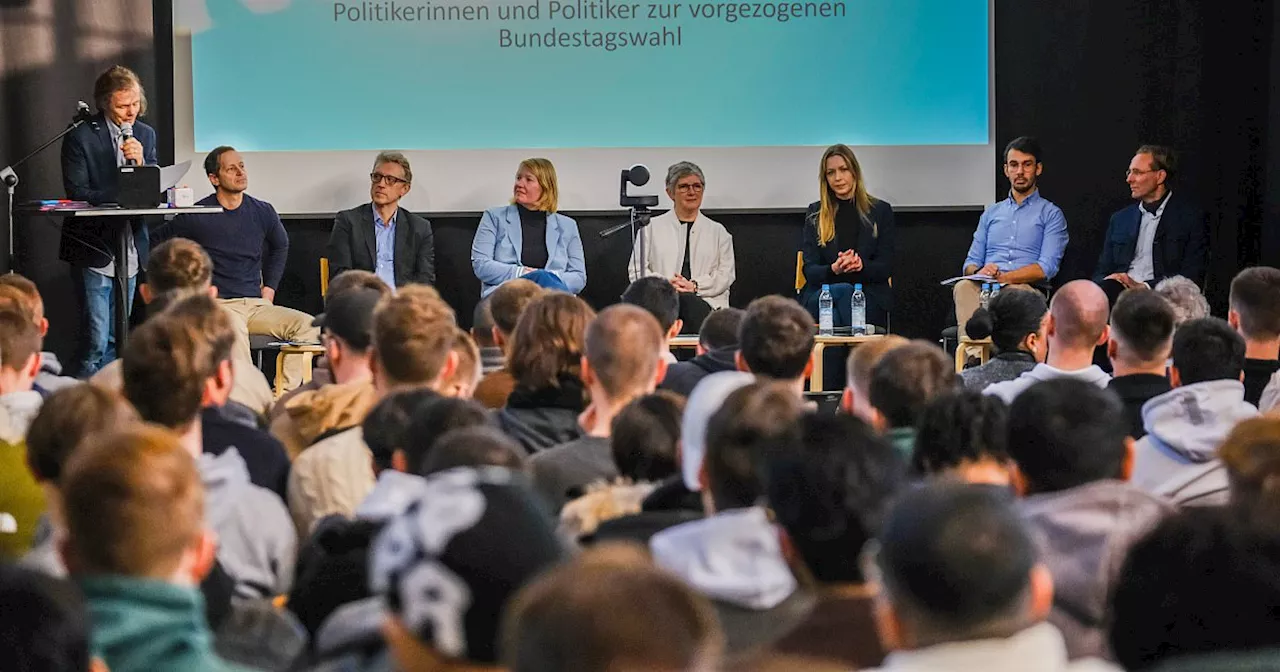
[{"xmin": 965, "ymin": 308, "xmax": 994, "ymax": 340}]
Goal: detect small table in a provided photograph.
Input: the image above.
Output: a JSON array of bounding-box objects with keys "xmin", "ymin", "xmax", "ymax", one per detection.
[
  {"xmin": 667, "ymin": 333, "xmax": 884, "ymax": 393},
  {"xmin": 274, "ymin": 343, "xmax": 325, "ymax": 397}
]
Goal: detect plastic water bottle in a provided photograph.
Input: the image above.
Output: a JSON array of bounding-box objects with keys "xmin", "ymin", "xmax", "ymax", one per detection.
[
  {"xmin": 818, "ymin": 284, "xmax": 834, "ymax": 335},
  {"xmin": 851, "ymin": 284, "xmax": 866, "ymax": 335},
  {"xmin": 979, "ymin": 283, "xmax": 992, "ymax": 310}
]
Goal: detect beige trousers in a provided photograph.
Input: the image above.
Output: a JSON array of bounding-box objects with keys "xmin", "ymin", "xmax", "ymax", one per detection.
[{"xmin": 220, "ymin": 297, "xmax": 321, "ymax": 392}]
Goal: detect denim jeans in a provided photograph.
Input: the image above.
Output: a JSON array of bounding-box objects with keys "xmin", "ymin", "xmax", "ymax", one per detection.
[{"xmin": 77, "ymin": 269, "xmax": 136, "ymax": 378}]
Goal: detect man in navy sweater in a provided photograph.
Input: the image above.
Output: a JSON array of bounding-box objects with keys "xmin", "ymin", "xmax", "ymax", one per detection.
[{"xmin": 162, "ymin": 147, "xmax": 319, "ymax": 390}]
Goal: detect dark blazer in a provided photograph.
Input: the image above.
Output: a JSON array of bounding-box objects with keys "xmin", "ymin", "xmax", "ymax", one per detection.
[
  {"xmin": 799, "ymin": 198, "xmax": 895, "ymax": 321},
  {"xmin": 59, "ymin": 112, "xmax": 158, "ymax": 269},
  {"xmin": 327, "ymin": 203, "xmax": 435, "ymax": 287},
  {"xmin": 1093, "ymin": 192, "xmax": 1209, "ymax": 286}
]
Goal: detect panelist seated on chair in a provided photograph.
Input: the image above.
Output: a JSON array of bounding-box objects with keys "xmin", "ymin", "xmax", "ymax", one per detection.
[
  {"xmin": 327, "ymin": 151, "xmax": 435, "ymax": 289},
  {"xmin": 60, "ymin": 65, "xmax": 157, "ymax": 377},
  {"xmin": 799, "ymin": 144, "xmax": 895, "ymax": 330},
  {"xmin": 471, "ymin": 158, "xmax": 586, "ymax": 297},
  {"xmin": 955, "ymin": 136, "xmax": 1068, "ymax": 344},
  {"xmin": 628, "ymin": 161, "xmax": 736, "ymax": 333},
  {"xmin": 160, "ymin": 146, "xmax": 319, "ymax": 391},
  {"xmin": 1093, "ymin": 145, "xmax": 1208, "ymax": 304}
]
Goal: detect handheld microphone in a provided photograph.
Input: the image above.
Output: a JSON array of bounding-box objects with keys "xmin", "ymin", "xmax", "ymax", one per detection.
[{"xmin": 120, "ymin": 123, "xmax": 137, "ymax": 166}]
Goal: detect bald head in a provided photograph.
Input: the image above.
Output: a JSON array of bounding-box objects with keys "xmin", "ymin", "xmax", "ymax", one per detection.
[{"xmin": 1049, "ymin": 281, "xmax": 1111, "ymax": 351}]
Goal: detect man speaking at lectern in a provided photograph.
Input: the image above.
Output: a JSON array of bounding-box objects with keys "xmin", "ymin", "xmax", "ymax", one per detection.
[{"xmin": 60, "ymin": 65, "xmax": 157, "ymax": 377}]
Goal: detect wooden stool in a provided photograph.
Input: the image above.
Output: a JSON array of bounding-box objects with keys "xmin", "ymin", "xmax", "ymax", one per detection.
[
  {"xmin": 275, "ymin": 343, "xmax": 325, "ymax": 397},
  {"xmin": 955, "ymin": 338, "xmax": 993, "ymax": 373}
]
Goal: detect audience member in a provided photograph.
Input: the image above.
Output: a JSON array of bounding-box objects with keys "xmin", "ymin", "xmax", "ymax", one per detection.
[
  {"xmin": 1132, "ymin": 317, "xmax": 1257, "ymax": 506},
  {"xmin": 1008, "ymin": 379, "xmax": 1174, "ymax": 660},
  {"xmin": 530, "ymin": 305, "xmax": 668, "ymax": 510},
  {"xmin": 504, "ymin": 545, "xmax": 724, "ymax": 672},
  {"xmin": 366, "ymin": 467, "xmax": 566, "ymax": 670},
  {"xmin": 736, "ymin": 295, "xmax": 815, "ymax": 395},
  {"xmin": 0, "ymin": 563, "xmax": 93, "ymax": 672},
  {"xmin": 661, "ymin": 307, "xmax": 745, "ymax": 397},
  {"xmin": 841, "ymin": 334, "xmax": 908, "ymax": 425},
  {"xmin": 869, "ymin": 483, "xmax": 1117, "ymax": 671},
  {"xmin": 402, "ymin": 395, "xmax": 493, "ymax": 470},
  {"xmin": 471, "ymin": 296, "xmax": 505, "ymax": 375},
  {"xmin": 0, "ymin": 307, "xmax": 49, "ymax": 560},
  {"xmin": 622, "ymin": 276, "xmax": 683, "ymax": 361},
  {"xmin": 985, "ymin": 280, "xmax": 1112, "ymax": 402},
  {"xmin": 0, "ymin": 274, "xmax": 78, "ymax": 394},
  {"xmin": 60, "ymin": 426, "xmax": 243, "ymax": 672},
  {"xmin": 288, "ymin": 284, "xmax": 457, "ymax": 533},
  {"xmin": 1228, "ymin": 266, "xmax": 1280, "ymax": 406},
  {"xmin": 1106, "ymin": 288, "xmax": 1176, "ymax": 439},
  {"xmin": 440, "ymin": 327, "xmax": 482, "ymax": 398},
  {"xmin": 960, "ymin": 289, "xmax": 1048, "ymax": 389},
  {"xmin": 473, "ymin": 279, "xmax": 545, "ymax": 409},
  {"xmin": 560, "ymin": 391, "xmax": 685, "ymax": 539},
  {"xmin": 1217, "ymin": 417, "xmax": 1280, "ymax": 513},
  {"xmin": 21, "ymin": 385, "xmax": 137, "ymax": 576},
  {"xmin": 769, "ymin": 413, "xmax": 905, "ymax": 668},
  {"xmin": 271, "ymin": 286, "xmax": 382, "ymax": 459},
  {"xmin": 867, "ymin": 340, "xmax": 957, "ymax": 459},
  {"xmin": 498, "ymin": 292, "xmax": 595, "ymax": 454},
  {"xmin": 1110, "ymin": 508, "xmax": 1280, "ymax": 671},
  {"xmin": 420, "ymin": 426, "xmax": 526, "ymax": 476},
  {"xmin": 122, "ymin": 299, "xmax": 295, "ymax": 598},
  {"xmin": 914, "ymin": 389, "xmax": 1012, "ymax": 486},
  {"xmin": 1153, "ymin": 275, "xmax": 1210, "ymax": 326},
  {"xmin": 651, "ymin": 381, "xmax": 810, "ymax": 656},
  {"xmin": 162, "ymin": 146, "xmax": 320, "ymax": 391}
]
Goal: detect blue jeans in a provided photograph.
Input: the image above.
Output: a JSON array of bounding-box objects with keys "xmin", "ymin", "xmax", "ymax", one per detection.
[
  {"xmin": 77, "ymin": 269, "xmax": 136, "ymax": 377},
  {"xmin": 521, "ymin": 270, "xmax": 571, "ymax": 293}
]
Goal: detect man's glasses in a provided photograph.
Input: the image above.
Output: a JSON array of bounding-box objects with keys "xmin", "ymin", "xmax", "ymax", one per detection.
[
  {"xmin": 1125, "ymin": 168, "xmax": 1157, "ymax": 177},
  {"xmin": 371, "ymin": 172, "xmax": 409, "ymax": 186},
  {"xmin": 675, "ymin": 183, "xmax": 705, "ymax": 193}
]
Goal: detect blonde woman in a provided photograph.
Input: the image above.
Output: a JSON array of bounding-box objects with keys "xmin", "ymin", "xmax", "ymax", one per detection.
[
  {"xmin": 799, "ymin": 144, "xmax": 895, "ymax": 329},
  {"xmin": 471, "ymin": 158, "xmax": 587, "ymax": 297}
]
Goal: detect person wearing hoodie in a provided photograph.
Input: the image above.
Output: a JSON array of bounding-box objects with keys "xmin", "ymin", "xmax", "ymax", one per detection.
[
  {"xmin": 530, "ymin": 304, "xmax": 669, "ymax": 510},
  {"xmin": 0, "ymin": 307, "xmax": 50, "ymax": 560},
  {"xmin": 1007, "ymin": 379, "xmax": 1174, "ymax": 661},
  {"xmin": 1227, "ymin": 266, "xmax": 1280, "ymax": 406},
  {"xmin": 122, "ymin": 296, "xmax": 296, "ymax": 599},
  {"xmin": 768, "ymin": 413, "xmax": 906, "ymax": 668},
  {"xmin": 473, "ymin": 279, "xmax": 545, "ymax": 410},
  {"xmin": 867, "ymin": 341, "xmax": 957, "ymax": 460},
  {"xmin": 61, "ymin": 425, "xmax": 252, "ymax": 672},
  {"xmin": 498, "ymin": 292, "xmax": 595, "ymax": 454},
  {"xmin": 1106, "ymin": 288, "xmax": 1175, "ymax": 439},
  {"xmin": 0, "ymin": 274, "xmax": 79, "ymax": 394},
  {"xmin": 650, "ymin": 380, "xmax": 812, "ymax": 657},
  {"xmin": 735, "ymin": 295, "xmax": 815, "ymax": 397},
  {"xmin": 622, "ymin": 276, "xmax": 684, "ymax": 363},
  {"xmin": 661, "ymin": 307, "xmax": 745, "ymax": 397},
  {"xmin": 270, "ymin": 285, "xmax": 382, "ymax": 459},
  {"xmin": 985, "ymin": 280, "xmax": 1113, "ymax": 403},
  {"xmin": 1132, "ymin": 317, "xmax": 1257, "ymax": 506},
  {"xmin": 288, "ymin": 284, "xmax": 459, "ymax": 534},
  {"xmin": 868, "ymin": 483, "xmax": 1119, "ymax": 672}
]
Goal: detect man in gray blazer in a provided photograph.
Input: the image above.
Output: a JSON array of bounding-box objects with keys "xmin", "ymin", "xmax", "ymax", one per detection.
[{"xmin": 328, "ymin": 152, "xmax": 435, "ymax": 288}]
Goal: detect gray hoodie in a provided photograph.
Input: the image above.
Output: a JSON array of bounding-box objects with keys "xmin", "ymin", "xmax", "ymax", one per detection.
[
  {"xmin": 200, "ymin": 448, "xmax": 296, "ymax": 599},
  {"xmin": 983, "ymin": 363, "xmax": 1112, "ymax": 404},
  {"xmin": 0, "ymin": 390, "xmax": 44, "ymax": 443},
  {"xmin": 1132, "ymin": 380, "xmax": 1258, "ymax": 506},
  {"xmin": 1020, "ymin": 480, "xmax": 1174, "ymax": 660},
  {"xmin": 35, "ymin": 352, "xmax": 79, "ymax": 394}
]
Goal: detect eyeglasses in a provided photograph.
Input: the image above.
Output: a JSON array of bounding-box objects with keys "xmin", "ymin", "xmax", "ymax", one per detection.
[
  {"xmin": 371, "ymin": 172, "xmax": 409, "ymax": 186},
  {"xmin": 1125, "ymin": 168, "xmax": 1158, "ymax": 177},
  {"xmin": 675, "ymin": 183, "xmax": 705, "ymax": 193}
]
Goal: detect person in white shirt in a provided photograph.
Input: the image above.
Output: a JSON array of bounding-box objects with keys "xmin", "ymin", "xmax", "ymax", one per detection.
[
  {"xmin": 984, "ymin": 280, "xmax": 1112, "ymax": 402},
  {"xmin": 628, "ymin": 162, "xmax": 736, "ymax": 333}
]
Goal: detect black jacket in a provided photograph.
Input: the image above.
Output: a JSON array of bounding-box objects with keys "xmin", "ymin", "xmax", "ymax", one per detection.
[
  {"xmin": 327, "ymin": 203, "xmax": 435, "ymax": 287},
  {"xmin": 659, "ymin": 347, "xmax": 738, "ymax": 398},
  {"xmin": 1107, "ymin": 374, "xmax": 1172, "ymax": 440},
  {"xmin": 59, "ymin": 112, "xmax": 158, "ymax": 269},
  {"xmin": 1093, "ymin": 192, "xmax": 1209, "ymax": 286},
  {"xmin": 497, "ymin": 375, "xmax": 587, "ymax": 455},
  {"xmin": 201, "ymin": 406, "xmax": 291, "ymax": 500},
  {"xmin": 799, "ymin": 198, "xmax": 895, "ymax": 321}
]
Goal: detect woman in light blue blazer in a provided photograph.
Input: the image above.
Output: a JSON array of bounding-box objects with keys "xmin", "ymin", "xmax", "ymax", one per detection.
[{"xmin": 471, "ymin": 158, "xmax": 587, "ymax": 297}]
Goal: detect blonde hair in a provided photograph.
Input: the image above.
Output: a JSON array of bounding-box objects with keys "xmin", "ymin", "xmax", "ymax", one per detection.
[
  {"xmin": 815, "ymin": 144, "xmax": 876, "ymax": 246},
  {"xmin": 61, "ymin": 426, "xmax": 203, "ymax": 578},
  {"xmin": 846, "ymin": 334, "xmax": 909, "ymax": 396},
  {"xmin": 514, "ymin": 158, "xmax": 560, "ymax": 213}
]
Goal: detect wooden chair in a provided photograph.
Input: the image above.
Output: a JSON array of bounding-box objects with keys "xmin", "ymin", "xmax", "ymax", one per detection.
[{"xmin": 320, "ymin": 257, "xmax": 330, "ymax": 297}]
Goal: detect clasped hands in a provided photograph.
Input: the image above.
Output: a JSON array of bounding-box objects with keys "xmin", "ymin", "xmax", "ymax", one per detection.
[
  {"xmin": 831, "ymin": 249, "xmax": 863, "ymax": 274},
  {"xmin": 670, "ymin": 274, "xmax": 698, "ymax": 293},
  {"xmin": 1104, "ymin": 272, "xmax": 1147, "ymax": 289}
]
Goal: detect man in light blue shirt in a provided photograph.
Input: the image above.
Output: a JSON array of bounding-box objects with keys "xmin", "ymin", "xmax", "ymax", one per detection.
[
  {"xmin": 956, "ymin": 136, "xmax": 1068, "ymax": 352},
  {"xmin": 372, "ymin": 207, "xmax": 397, "ymax": 290}
]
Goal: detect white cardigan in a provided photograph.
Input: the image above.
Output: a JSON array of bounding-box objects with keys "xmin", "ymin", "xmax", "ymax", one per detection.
[{"xmin": 627, "ymin": 210, "xmax": 736, "ymax": 310}]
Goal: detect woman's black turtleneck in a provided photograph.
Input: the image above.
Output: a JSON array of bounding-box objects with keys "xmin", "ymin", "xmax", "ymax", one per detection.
[{"xmin": 517, "ymin": 204, "xmax": 550, "ymax": 270}]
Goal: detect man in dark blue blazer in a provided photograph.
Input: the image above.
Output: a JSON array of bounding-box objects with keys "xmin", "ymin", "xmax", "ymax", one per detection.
[
  {"xmin": 1094, "ymin": 145, "xmax": 1209, "ymax": 304},
  {"xmin": 60, "ymin": 65, "xmax": 158, "ymax": 376}
]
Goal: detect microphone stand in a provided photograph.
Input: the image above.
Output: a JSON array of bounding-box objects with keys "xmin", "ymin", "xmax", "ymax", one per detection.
[
  {"xmin": 0, "ymin": 104, "xmax": 93, "ymax": 274},
  {"xmin": 599, "ymin": 205, "xmax": 653, "ymax": 279}
]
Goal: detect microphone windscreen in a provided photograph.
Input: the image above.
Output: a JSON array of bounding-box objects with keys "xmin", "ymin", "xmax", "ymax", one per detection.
[
  {"xmin": 120, "ymin": 123, "xmax": 134, "ymax": 138},
  {"xmin": 628, "ymin": 164, "xmax": 650, "ymax": 187}
]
